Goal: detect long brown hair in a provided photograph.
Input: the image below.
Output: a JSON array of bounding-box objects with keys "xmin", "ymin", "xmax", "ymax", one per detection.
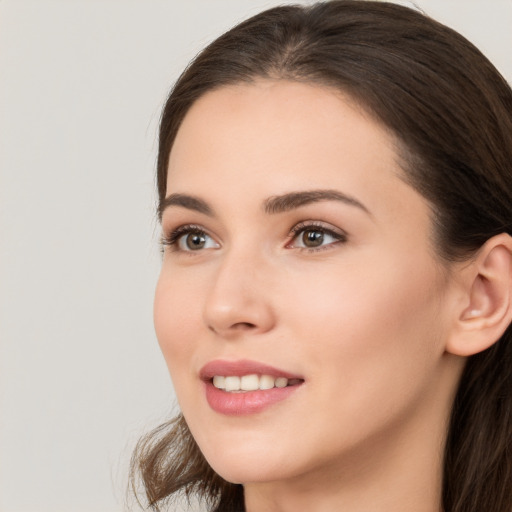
[{"xmin": 131, "ymin": 2, "xmax": 512, "ymax": 511}]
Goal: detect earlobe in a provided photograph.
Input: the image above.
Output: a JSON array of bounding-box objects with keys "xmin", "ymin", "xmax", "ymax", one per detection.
[{"xmin": 446, "ymin": 233, "xmax": 512, "ymax": 357}]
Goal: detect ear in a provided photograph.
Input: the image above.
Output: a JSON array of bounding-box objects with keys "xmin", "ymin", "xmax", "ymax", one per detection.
[{"xmin": 446, "ymin": 233, "xmax": 512, "ymax": 357}]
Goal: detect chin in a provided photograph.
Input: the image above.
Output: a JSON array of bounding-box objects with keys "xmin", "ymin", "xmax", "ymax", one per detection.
[
  {"xmin": 197, "ymin": 436, "xmax": 295, "ymax": 485},
  {"xmin": 207, "ymin": 459, "xmax": 287, "ymax": 486}
]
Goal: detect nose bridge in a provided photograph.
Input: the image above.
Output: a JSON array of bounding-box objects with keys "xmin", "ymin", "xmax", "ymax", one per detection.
[{"xmin": 203, "ymin": 242, "xmax": 274, "ymax": 337}]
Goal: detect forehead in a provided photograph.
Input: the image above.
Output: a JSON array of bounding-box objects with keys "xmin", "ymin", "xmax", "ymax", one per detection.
[
  {"xmin": 165, "ymin": 80, "xmax": 430, "ymax": 229},
  {"xmin": 168, "ymin": 80, "xmax": 397, "ymax": 184}
]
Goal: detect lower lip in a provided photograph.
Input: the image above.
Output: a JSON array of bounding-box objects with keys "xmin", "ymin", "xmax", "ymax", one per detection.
[{"xmin": 204, "ymin": 381, "xmax": 302, "ymax": 415}]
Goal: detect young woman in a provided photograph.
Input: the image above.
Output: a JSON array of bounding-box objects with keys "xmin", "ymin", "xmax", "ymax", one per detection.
[{"xmin": 131, "ymin": 2, "xmax": 512, "ymax": 511}]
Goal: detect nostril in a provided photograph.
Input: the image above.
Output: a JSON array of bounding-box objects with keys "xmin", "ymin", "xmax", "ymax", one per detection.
[
  {"xmin": 233, "ymin": 322, "xmax": 257, "ymax": 330},
  {"xmin": 208, "ymin": 321, "xmax": 256, "ymax": 334},
  {"xmin": 208, "ymin": 322, "xmax": 255, "ymax": 334}
]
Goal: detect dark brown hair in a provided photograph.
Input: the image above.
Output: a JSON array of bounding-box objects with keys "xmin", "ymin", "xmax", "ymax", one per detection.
[{"xmin": 131, "ymin": 2, "xmax": 512, "ymax": 511}]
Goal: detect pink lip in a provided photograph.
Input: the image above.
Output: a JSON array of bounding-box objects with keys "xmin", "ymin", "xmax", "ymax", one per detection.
[{"xmin": 200, "ymin": 359, "xmax": 304, "ymax": 416}]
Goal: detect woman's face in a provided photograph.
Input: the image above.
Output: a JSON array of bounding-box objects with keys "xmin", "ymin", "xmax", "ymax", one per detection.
[{"xmin": 154, "ymin": 80, "xmax": 461, "ymax": 486}]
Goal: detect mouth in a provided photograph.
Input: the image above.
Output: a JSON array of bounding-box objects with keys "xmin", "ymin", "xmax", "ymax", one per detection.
[
  {"xmin": 200, "ymin": 360, "xmax": 305, "ymax": 415},
  {"xmin": 211, "ymin": 374, "xmax": 303, "ymax": 392}
]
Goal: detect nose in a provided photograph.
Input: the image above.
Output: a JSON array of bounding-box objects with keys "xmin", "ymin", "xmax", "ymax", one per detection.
[{"xmin": 203, "ymin": 250, "xmax": 276, "ymax": 339}]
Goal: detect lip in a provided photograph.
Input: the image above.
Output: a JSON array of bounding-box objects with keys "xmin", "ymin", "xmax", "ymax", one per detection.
[{"xmin": 200, "ymin": 359, "xmax": 304, "ymax": 416}]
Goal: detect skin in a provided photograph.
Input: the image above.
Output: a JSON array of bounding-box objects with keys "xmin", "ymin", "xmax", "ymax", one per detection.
[{"xmin": 154, "ymin": 80, "xmax": 468, "ymax": 512}]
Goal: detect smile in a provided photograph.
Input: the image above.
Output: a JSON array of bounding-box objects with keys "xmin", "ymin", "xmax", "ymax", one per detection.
[{"xmin": 201, "ymin": 360, "xmax": 304, "ymax": 415}]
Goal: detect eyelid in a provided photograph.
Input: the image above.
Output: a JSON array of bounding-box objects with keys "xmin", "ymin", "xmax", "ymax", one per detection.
[
  {"xmin": 161, "ymin": 223, "xmax": 220, "ymax": 252},
  {"xmin": 286, "ymin": 221, "xmax": 348, "ymax": 250}
]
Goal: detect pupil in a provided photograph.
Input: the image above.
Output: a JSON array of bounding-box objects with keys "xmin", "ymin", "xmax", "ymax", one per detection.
[
  {"xmin": 186, "ymin": 233, "xmax": 206, "ymax": 250},
  {"xmin": 303, "ymin": 230, "xmax": 323, "ymax": 247}
]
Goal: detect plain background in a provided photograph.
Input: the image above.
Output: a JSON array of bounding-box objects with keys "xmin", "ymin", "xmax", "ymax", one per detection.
[{"xmin": 1, "ymin": 1, "xmax": 510, "ymax": 511}]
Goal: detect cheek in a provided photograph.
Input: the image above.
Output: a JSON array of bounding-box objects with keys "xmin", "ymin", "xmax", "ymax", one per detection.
[
  {"xmin": 287, "ymin": 246, "xmax": 445, "ymax": 342},
  {"xmin": 153, "ymin": 269, "xmax": 202, "ymax": 386},
  {"xmin": 280, "ymin": 253, "xmax": 447, "ymax": 413}
]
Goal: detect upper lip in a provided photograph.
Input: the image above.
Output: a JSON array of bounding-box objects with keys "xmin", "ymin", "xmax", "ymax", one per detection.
[{"xmin": 200, "ymin": 359, "xmax": 304, "ymax": 381}]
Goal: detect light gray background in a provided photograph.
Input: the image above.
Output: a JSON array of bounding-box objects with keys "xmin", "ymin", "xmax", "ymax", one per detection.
[{"xmin": 1, "ymin": 1, "xmax": 510, "ymax": 511}]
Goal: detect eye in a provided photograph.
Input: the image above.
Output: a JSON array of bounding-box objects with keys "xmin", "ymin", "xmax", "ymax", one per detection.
[
  {"xmin": 163, "ymin": 225, "xmax": 220, "ymax": 252},
  {"xmin": 288, "ymin": 223, "xmax": 347, "ymax": 250},
  {"xmin": 178, "ymin": 231, "xmax": 217, "ymax": 251}
]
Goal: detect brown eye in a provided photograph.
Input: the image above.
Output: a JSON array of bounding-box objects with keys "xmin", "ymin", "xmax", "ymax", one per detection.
[
  {"xmin": 174, "ymin": 229, "xmax": 219, "ymax": 252},
  {"xmin": 289, "ymin": 224, "xmax": 346, "ymax": 251},
  {"xmin": 302, "ymin": 229, "xmax": 324, "ymax": 247},
  {"xmin": 185, "ymin": 232, "xmax": 206, "ymax": 250}
]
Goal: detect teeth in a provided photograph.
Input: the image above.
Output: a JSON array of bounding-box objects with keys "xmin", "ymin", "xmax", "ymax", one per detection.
[
  {"xmin": 259, "ymin": 374, "xmax": 274, "ymax": 390},
  {"xmin": 224, "ymin": 376, "xmax": 241, "ymax": 392},
  {"xmin": 212, "ymin": 374, "xmax": 292, "ymax": 392},
  {"xmin": 240, "ymin": 374, "xmax": 259, "ymax": 391},
  {"xmin": 212, "ymin": 375, "xmax": 225, "ymax": 389},
  {"xmin": 275, "ymin": 377, "xmax": 288, "ymax": 388}
]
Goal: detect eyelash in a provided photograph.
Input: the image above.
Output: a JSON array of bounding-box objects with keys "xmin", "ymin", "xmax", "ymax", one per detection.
[
  {"xmin": 161, "ymin": 222, "xmax": 348, "ymax": 254},
  {"xmin": 287, "ymin": 221, "xmax": 347, "ymax": 252},
  {"xmin": 161, "ymin": 224, "xmax": 210, "ymax": 251}
]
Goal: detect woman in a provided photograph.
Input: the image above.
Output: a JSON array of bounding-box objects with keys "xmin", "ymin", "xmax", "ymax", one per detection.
[{"xmin": 131, "ymin": 1, "xmax": 512, "ymax": 511}]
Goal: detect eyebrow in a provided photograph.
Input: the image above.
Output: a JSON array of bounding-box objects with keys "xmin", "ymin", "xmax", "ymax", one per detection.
[
  {"xmin": 264, "ymin": 189, "xmax": 371, "ymax": 215},
  {"xmin": 159, "ymin": 193, "xmax": 214, "ymax": 220},
  {"xmin": 159, "ymin": 189, "xmax": 370, "ymax": 220}
]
